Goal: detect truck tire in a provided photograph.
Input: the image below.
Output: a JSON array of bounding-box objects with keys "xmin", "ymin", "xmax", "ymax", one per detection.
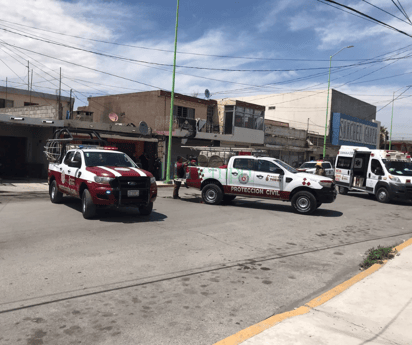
[
  {"xmin": 202, "ymin": 183, "xmax": 223, "ymax": 205},
  {"xmin": 139, "ymin": 202, "xmax": 153, "ymax": 216},
  {"xmin": 338, "ymin": 186, "xmax": 348, "ymax": 195},
  {"xmin": 82, "ymin": 189, "xmax": 96, "ymax": 219},
  {"xmin": 376, "ymin": 187, "xmax": 390, "ymax": 203},
  {"xmin": 291, "ymin": 191, "xmax": 317, "ymax": 215},
  {"xmin": 223, "ymin": 195, "xmax": 236, "ymax": 202},
  {"xmin": 50, "ymin": 180, "xmax": 63, "ymax": 204},
  {"xmin": 316, "ymin": 202, "xmax": 322, "ymax": 209}
]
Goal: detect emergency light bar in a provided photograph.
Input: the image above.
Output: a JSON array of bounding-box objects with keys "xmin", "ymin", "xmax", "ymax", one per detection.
[
  {"xmin": 10, "ymin": 117, "xmax": 24, "ymax": 121},
  {"xmin": 103, "ymin": 146, "xmax": 118, "ymax": 150}
]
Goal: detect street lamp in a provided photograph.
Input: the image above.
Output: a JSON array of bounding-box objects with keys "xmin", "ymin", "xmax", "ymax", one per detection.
[{"xmin": 322, "ymin": 45, "xmax": 354, "ymax": 159}]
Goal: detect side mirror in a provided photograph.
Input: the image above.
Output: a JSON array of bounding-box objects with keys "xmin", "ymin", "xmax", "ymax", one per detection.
[{"xmin": 275, "ymin": 168, "xmax": 284, "ymax": 175}]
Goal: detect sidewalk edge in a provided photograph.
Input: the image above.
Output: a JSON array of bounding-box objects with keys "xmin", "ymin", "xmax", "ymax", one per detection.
[{"xmin": 214, "ymin": 236, "xmax": 412, "ymax": 345}]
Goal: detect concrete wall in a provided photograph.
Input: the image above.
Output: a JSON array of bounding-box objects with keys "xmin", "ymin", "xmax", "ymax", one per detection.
[
  {"xmin": 87, "ymin": 91, "xmax": 211, "ymax": 134},
  {"xmin": 1, "ymin": 105, "xmax": 58, "ymax": 119},
  {"xmin": 0, "ymin": 87, "xmax": 71, "ymax": 118},
  {"xmin": 235, "ymin": 89, "xmax": 376, "ymax": 137},
  {"xmin": 264, "ymin": 124, "xmax": 307, "ymax": 148}
]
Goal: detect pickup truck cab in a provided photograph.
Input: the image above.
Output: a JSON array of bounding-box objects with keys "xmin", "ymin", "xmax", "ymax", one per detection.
[
  {"xmin": 335, "ymin": 146, "xmax": 412, "ymax": 203},
  {"xmin": 184, "ymin": 155, "xmax": 337, "ymax": 214},
  {"xmin": 47, "ymin": 145, "xmax": 157, "ymax": 219}
]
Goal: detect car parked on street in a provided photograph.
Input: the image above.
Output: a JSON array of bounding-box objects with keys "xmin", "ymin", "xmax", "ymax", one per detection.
[
  {"xmin": 297, "ymin": 161, "xmax": 335, "ymax": 178},
  {"xmin": 184, "ymin": 154, "xmax": 337, "ymax": 215},
  {"xmin": 45, "ymin": 129, "xmax": 157, "ymax": 219}
]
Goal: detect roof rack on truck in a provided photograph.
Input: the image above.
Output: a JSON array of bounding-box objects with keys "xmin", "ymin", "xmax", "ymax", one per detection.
[
  {"xmin": 44, "ymin": 128, "xmax": 108, "ymax": 163},
  {"xmin": 182, "ymin": 146, "xmax": 267, "ymax": 167}
]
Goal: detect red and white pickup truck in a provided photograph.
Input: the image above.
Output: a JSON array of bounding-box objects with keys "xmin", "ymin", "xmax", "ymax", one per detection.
[
  {"xmin": 45, "ymin": 129, "xmax": 157, "ymax": 219},
  {"xmin": 184, "ymin": 155, "xmax": 337, "ymax": 214}
]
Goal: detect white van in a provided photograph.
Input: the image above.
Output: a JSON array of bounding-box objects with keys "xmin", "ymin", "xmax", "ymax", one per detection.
[{"xmin": 335, "ymin": 145, "xmax": 412, "ymax": 203}]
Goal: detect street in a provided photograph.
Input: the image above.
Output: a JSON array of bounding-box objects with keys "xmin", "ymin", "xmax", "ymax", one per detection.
[{"xmin": 0, "ymin": 187, "xmax": 411, "ymax": 345}]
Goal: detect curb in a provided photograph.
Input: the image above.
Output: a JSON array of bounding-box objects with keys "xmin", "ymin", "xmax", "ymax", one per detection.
[{"xmin": 214, "ymin": 236, "xmax": 412, "ymax": 345}]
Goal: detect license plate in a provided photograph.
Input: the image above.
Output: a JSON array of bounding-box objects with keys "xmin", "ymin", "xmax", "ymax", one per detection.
[{"xmin": 127, "ymin": 190, "xmax": 139, "ymax": 197}]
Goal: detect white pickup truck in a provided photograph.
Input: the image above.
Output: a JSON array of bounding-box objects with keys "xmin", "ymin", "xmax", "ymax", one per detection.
[{"xmin": 184, "ymin": 155, "xmax": 337, "ymax": 214}]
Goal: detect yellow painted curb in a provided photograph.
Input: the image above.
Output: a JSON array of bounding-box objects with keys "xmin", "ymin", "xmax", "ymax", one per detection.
[
  {"xmin": 213, "ymin": 306, "xmax": 310, "ymax": 345},
  {"xmin": 214, "ymin": 236, "xmax": 412, "ymax": 345}
]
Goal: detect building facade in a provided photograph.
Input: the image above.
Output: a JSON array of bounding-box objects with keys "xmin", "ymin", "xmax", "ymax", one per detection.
[{"xmin": 235, "ymin": 89, "xmax": 379, "ymax": 164}]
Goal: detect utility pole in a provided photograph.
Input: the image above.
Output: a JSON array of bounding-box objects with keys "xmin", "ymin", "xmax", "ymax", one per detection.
[
  {"xmin": 389, "ymin": 92, "xmax": 395, "ymax": 150},
  {"xmin": 165, "ymin": 0, "xmax": 180, "ymax": 183},
  {"xmin": 30, "ymin": 69, "xmax": 33, "ymax": 103},
  {"xmin": 58, "ymin": 67, "xmax": 62, "ymax": 120},
  {"xmin": 5, "ymin": 77, "xmax": 7, "ymax": 102},
  {"xmin": 70, "ymin": 89, "xmax": 73, "ymax": 119},
  {"xmin": 27, "ymin": 61, "xmax": 30, "ymax": 92}
]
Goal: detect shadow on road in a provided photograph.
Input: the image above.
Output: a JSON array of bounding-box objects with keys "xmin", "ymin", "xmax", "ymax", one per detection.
[
  {"xmin": 179, "ymin": 194, "xmax": 343, "ymax": 217},
  {"xmin": 346, "ymin": 192, "xmax": 412, "ymax": 206},
  {"xmin": 62, "ymin": 197, "xmax": 168, "ymax": 223}
]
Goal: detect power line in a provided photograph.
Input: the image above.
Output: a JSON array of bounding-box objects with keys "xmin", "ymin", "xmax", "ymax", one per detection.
[
  {"xmin": 1, "ymin": 27, "xmax": 410, "ymax": 72},
  {"xmin": 320, "ymin": 0, "xmax": 412, "ymax": 39},
  {"xmin": 0, "ymin": 18, "xmax": 385, "ymax": 63},
  {"xmin": 361, "ymin": 0, "xmax": 412, "ymax": 25}
]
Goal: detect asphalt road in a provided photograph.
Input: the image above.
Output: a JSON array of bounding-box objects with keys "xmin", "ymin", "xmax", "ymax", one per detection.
[{"xmin": 0, "ymin": 187, "xmax": 411, "ymax": 345}]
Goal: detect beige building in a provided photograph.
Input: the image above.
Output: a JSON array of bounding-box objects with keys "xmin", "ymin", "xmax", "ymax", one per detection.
[
  {"xmin": 235, "ymin": 89, "xmax": 378, "ymax": 162},
  {"xmin": 83, "ymin": 91, "xmax": 266, "ymax": 179},
  {"xmin": 0, "ymin": 87, "xmax": 73, "ymax": 178}
]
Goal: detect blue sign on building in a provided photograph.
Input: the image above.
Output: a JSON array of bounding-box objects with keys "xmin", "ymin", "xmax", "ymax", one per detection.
[{"xmin": 330, "ymin": 113, "xmax": 378, "ymax": 149}]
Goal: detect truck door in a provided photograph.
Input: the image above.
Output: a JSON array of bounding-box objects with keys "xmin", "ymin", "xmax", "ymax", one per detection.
[
  {"xmin": 67, "ymin": 151, "xmax": 83, "ymax": 196},
  {"xmin": 60, "ymin": 151, "xmax": 75, "ymax": 194},
  {"xmin": 366, "ymin": 159, "xmax": 385, "ymax": 192},
  {"xmin": 227, "ymin": 157, "xmax": 256, "ymax": 191},
  {"xmin": 254, "ymin": 160, "xmax": 283, "ymax": 196}
]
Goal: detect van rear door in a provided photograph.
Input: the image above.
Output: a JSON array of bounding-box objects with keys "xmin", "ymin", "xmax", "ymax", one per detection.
[{"xmin": 335, "ymin": 155, "xmax": 352, "ymax": 187}]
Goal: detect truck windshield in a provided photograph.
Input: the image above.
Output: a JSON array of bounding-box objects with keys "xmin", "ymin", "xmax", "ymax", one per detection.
[
  {"xmin": 84, "ymin": 152, "xmax": 137, "ymax": 168},
  {"xmin": 383, "ymin": 160, "xmax": 412, "ymax": 176},
  {"xmin": 300, "ymin": 162, "xmax": 316, "ymax": 169},
  {"xmin": 274, "ymin": 159, "xmax": 297, "ymax": 173}
]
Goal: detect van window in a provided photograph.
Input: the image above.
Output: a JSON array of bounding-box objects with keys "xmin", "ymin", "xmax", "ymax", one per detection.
[{"xmin": 336, "ymin": 157, "xmax": 352, "ymax": 169}]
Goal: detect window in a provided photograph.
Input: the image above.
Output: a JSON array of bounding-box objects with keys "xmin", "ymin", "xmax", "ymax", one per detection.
[
  {"xmin": 233, "ymin": 158, "xmax": 255, "ymax": 170},
  {"xmin": 63, "ymin": 152, "xmax": 75, "ymax": 166},
  {"xmin": 257, "ymin": 160, "xmax": 279, "ymax": 173},
  {"xmin": 24, "ymin": 102, "xmax": 39, "ymax": 106},
  {"xmin": 322, "ymin": 162, "xmax": 332, "ymax": 169},
  {"xmin": 336, "ymin": 157, "xmax": 352, "ymax": 169},
  {"xmin": 234, "ymin": 106, "xmax": 264, "ymax": 130},
  {"xmin": 173, "ymin": 106, "xmax": 195, "ymax": 119},
  {"xmin": 0, "ymin": 99, "xmax": 14, "ymax": 108},
  {"xmin": 268, "ymin": 106, "xmax": 276, "ymax": 110},
  {"xmin": 73, "ymin": 152, "xmax": 82, "ymax": 163}
]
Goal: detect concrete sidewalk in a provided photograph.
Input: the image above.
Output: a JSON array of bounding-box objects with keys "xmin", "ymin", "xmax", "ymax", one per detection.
[{"xmin": 216, "ymin": 239, "xmax": 412, "ymax": 345}]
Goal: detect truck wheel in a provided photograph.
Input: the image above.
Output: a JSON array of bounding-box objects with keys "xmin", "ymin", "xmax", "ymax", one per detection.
[
  {"xmin": 50, "ymin": 180, "xmax": 63, "ymax": 204},
  {"xmin": 338, "ymin": 187, "xmax": 348, "ymax": 195},
  {"xmin": 376, "ymin": 187, "xmax": 390, "ymax": 203},
  {"xmin": 223, "ymin": 195, "xmax": 236, "ymax": 202},
  {"xmin": 202, "ymin": 184, "xmax": 223, "ymax": 205},
  {"xmin": 139, "ymin": 202, "xmax": 153, "ymax": 216},
  {"xmin": 82, "ymin": 189, "xmax": 96, "ymax": 219},
  {"xmin": 291, "ymin": 191, "xmax": 317, "ymax": 215}
]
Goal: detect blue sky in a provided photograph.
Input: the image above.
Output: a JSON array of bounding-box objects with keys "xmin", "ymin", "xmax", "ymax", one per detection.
[{"xmin": 1, "ymin": 0, "xmax": 412, "ymax": 138}]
